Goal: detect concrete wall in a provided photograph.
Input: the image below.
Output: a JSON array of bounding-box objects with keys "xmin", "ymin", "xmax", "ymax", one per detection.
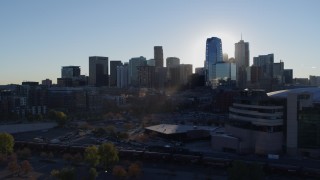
[{"xmin": 255, "ymin": 131, "xmax": 283, "ymax": 154}]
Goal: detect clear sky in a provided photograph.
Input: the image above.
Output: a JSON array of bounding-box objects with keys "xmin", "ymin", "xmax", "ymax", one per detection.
[{"xmin": 1, "ymin": 0, "xmax": 320, "ymax": 84}]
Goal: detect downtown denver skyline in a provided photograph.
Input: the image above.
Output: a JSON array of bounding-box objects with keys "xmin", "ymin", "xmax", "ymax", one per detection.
[{"xmin": 1, "ymin": 0, "xmax": 320, "ymax": 84}]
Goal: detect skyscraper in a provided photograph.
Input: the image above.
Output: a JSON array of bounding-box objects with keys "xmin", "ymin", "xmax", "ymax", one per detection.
[
  {"xmin": 117, "ymin": 63, "xmax": 129, "ymax": 88},
  {"xmin": 61, "ymin": 66, "xmax": 81, "ymax": 78},
  {"xmin": 110, "ymin": 60, "xmax": 123, "ymax": 87},
  {"xmin": 154, "ymin": 46, "xmax": 163, "ymax": 68},
  {"xmin": 235, "ymin": 39, "xmax": 249, "ymax": 89},
  {"xmin": 205, "ymin": 37, "xmax": 223, "ymax": 85},
  {"xmin": 166, "ymin": 57, "xmax": 180, "ymax": 68},
  {"xmin": 89, "ymin": 56, "xmax": 109, "ymax": 87},
  {"xmin": 128, "ymin": 56, "xmax": 147, "ymax": 86}
]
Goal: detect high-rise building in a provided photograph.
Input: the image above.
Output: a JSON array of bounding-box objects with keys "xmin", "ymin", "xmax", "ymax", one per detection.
[
  {"xmin": 110, "ymin": 61, "xmax": 123, "ymax": 87},
  {"xmin": 117, "ymin": 63, "xmax": 129, "ymax": 88},
  {"xmin": 283, "ymin": 69, "xmax": 293, "ymax": 84},
  {"xmin": 253, "ymin": 54, "xmax": 274, "ymax": 78},
  {"xmin": 137, "ymin": 66, "xmax": 155, "ymax": 88},
  {"xmin": 128, "ymin": 56, "xmax": 147, "ymax": 86},
  {"xmin": 89, "ymin": 56, "xmax": 109, "ymax": 87},
  {"xmin": 235, "ymin": 39, "xmax": 249, "ymax": 89},
  {"xmin": 179, "ymin": 64, "xmax": 193, "ymax": 85},
  {"xmin": 205, "ymin": 37, "xmax": 223, "ymax": 85},
  {"xmin": 273, "ymin": 61, "xmax": 284, "ymax": 84},
  {"xmin": 166, "ymin": 57, "xmax": 180, "ymax": 68},
  {"xmin": 214, "ymin": 62, "xmax": 237, "ymax": 88},
  {"xmin": 154, "ymin": 46, "xmax": 163, "ymax": 68},
  {"xmin": 195, "ymin": 67, "xmax": 205, "ymax": 76},
  {"xmin": 223, "ymin": 53, "xmax": 229, "ymax": 62},
  {"xmin": 61, "ymin": 66, "xmax": 81, "ymax": 78},
  {"xmin": 41, "ymin": 79, "xmax": 52, "ymax": 87},
  {"xmin": 147, "ymin": 59, "xmax": 155, "ymax": 66}
]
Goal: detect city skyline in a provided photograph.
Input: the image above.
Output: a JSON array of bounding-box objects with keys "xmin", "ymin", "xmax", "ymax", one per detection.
[{"xmin": 1, "ymin": 0, "xmax": 320, "ymax": 84}]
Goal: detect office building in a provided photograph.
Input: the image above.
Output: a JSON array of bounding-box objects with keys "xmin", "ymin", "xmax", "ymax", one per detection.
[
  {"xmin": 268, "ymin": 87, "xmax": 320, "ymax": 158},
  {"xmin": 117, "ymin": 63, "xmax": 129, "ymax": 88},
  {"xmin": 61, "ymin": 66, "xmax": 80, "ymax": 78},
  {"xmin": 235, "ymin": 39, "xmax": 249, "ymax": 89},
  {"xmin": 253, "ymin": 54, "xmax": 274, "ymax": 78},
  {"xmin": 213, "ymin": 62, "xmax": 237, "ymax": 88},
  {"xmin": 212, "ymin": 90, "xmax": 284, "ymax": 155},
  {"xmin": 273, "ymin": 61, "xmax": 284, "ymax": 85},
  {"xmin": 179, "ymin": 64, "xmax": 193, "ymax": 85},
  {"xmin": 309, "ymin": 75, "xmax": 320, "ymax": 86},
  {"xmin": 89, "ymin": 56, "xmax": 109, "ymax": 87},
  {"xmin": 154, "ymin": 46, "xmax": 164, "ymax": 68},
  {"xmin": 147, "ymin": 59, "xmax": 155, "ymax": 66},
  {"xmin": 283, "ymin": 69, "xmax": 293, "ymax": 84},
  {"xmin": 41, "ymin": 79, "xmax": 52, "ymax": 87},
  {"xmin": 223, "ymin": 53, "xmax": 229, "ymax": 62},
  {"xmin": 137, "ymin": 66, "xmax": 155, "ymax": 88},
  {"xmin": 110, "ymin": 61, "xmax": 123, "ymax": 87},
  {"xmin": 205, "ymin": 37, "xmax": 223, "ymax": 86},
  {"xmin": 166, "ymin": 57, "xmax": 180, "ymax": 68},
  {"xmin": 195, "ymin": 67, "xmax": 205, "ymax": 76},
  {"xmin": 129, "ymin": 56, "xmax": 147, "ymax": 86}
]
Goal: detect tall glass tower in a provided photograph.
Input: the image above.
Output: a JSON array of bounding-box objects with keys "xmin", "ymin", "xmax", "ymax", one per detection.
[{"xmin": 205, "ymin": 37, "xmax": 223, "ymax": 85}]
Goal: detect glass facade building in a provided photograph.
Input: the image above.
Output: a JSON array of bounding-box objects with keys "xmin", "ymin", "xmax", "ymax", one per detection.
[
  {"xmin": 205, "ymin": 37, "xmax": 222, "ymax": 85},
  {"xmin": 213, "ymin": 62, "xmax": 237, "ymax": 88}
]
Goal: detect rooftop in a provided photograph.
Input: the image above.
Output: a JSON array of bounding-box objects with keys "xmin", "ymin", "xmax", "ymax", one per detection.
[
  {"xmin": 145, "ymin": 124, "xmax": 219, "ymax": 135},
  {"xmin": 267, "ymin": 87, "xmax": 320, "ymax": 102}
]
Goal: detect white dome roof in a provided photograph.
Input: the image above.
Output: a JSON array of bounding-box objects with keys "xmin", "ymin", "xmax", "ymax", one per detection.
[{"xmin": 267, "ymin": 87, "xmax": 320, "ymax": 103}]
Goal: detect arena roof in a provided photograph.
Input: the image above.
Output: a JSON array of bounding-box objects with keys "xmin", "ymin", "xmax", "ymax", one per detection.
[
  {"xmin": 267, "ymin": 87, "xmax": 320, "ymax": 102},
  {"xmin": 145, "ymin": 124, "xmax": 219, "ymax": 135}
]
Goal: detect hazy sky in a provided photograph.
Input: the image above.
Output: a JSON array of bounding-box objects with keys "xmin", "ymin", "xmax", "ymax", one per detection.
[{"xmin": 1, "ymin": 0, "xmax": 320, "ymax": 84}]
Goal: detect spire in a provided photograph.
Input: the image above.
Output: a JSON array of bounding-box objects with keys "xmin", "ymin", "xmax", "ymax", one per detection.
[{"xmin": 241, "ymin": 33, "xmax": 243, "ymax": 40}]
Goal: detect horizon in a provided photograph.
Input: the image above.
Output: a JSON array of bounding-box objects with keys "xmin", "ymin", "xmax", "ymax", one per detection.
[{"xmin": 1, "ymin": 0, "xmax": 320, "ymax": 84}]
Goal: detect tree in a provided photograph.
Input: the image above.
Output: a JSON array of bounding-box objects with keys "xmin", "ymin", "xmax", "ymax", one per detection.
[
  {"xmin": 88, "ymin": 167, "xmax": 98, "ymax": 180},
  {"xmin": 48, "ymin": 110, "xmax": 68, "ymax": 127},
  {"xmin": 20, "ymin": 160, "xmax": 33, "ymax": 175},
  {"xmin": 98, "ymin": 143, "xmax": 119, "ymax": 169},
  {"xmin": 112, "ymin": 165, "xmax": 127, "ymax": 179},
  {"xmin": 105, "ymin": 125, "xmax": 117, "ymax": 137},
  {"xmin": 84, "ymin": 145, "xmax": 100, "ymax": 167},
  {"xmin": 7, "ymin": 154, "xmax": 20, "ymax": 176},
  {"xmin": 0, "ymin": 133, "xmax": 14, "ymax": 155},
  {"xmin": 128, "ymin": 163, "xmax": 141, "ymax": 178}
]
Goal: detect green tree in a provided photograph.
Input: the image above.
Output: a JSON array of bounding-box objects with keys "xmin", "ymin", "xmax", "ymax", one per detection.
[
  {"xmin": 98, "ymin": 143, "xmax": 119, "ymax": 170},
  {"xmin": 88, "ymin": 167, "xmax": 98, "ymax": 180},
  {"xmin": 48, "ymin": 110, "xmax": 68, "ymax": 126},
  {"xmin": 228, "ymin": 161, "xmax": 265, "ymax": 180},
  {"xmin": 84, "ymin": 145, "xmax": 100, "ymax": 167},
  {"xmin": 0, "ymin": 133, "xmax": 14, "ymax": 155}
]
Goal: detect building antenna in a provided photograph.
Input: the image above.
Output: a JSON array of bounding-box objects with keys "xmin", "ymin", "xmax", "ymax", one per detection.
[{"xmin": 241, "ymin": 33, "xmax": 243, "ymax": 40}]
